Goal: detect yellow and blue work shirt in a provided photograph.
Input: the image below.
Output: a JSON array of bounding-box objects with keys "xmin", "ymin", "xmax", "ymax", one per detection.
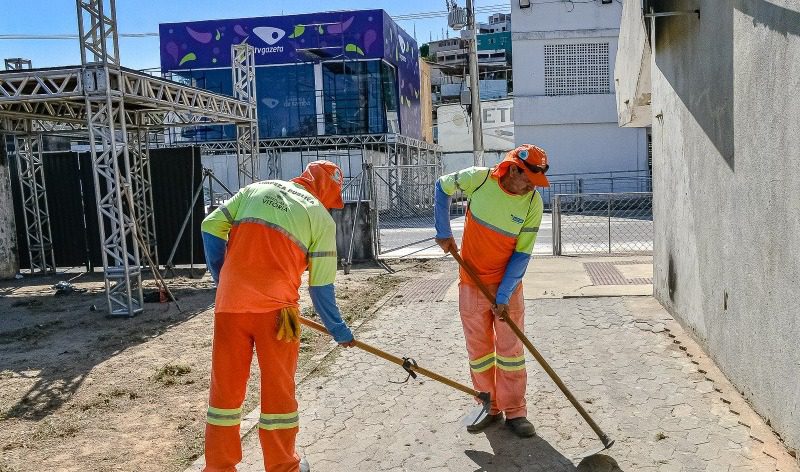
[
  {"xmin": 434, "ymin": 167, "xmax": 543, "ymax": 304},
  {"xmin": 201, "ymin": 180, "xmax": 352, "ymax": 342}
]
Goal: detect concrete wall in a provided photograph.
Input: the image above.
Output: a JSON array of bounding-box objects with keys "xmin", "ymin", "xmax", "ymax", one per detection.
[
  {"xmin": 511, "ymin": 0, "xmax": 648, "ymax": 174},
  {"xmin": 0, "ymin": 143, "xmax": 19, "ymax": 279},
  {"xmin": 650, "ymin": 0, "xmax": 800, "ymax": 451}
]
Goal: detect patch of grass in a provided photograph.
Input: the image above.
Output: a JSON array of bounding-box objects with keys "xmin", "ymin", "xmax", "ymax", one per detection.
[
  {"xmin": 154, "ymin": 363, "xmax": 192, "ymax": 386},
  {"xmin": 30, "ymin": 420, "xmax": 79, "ymax": 441},
  {"xmin": 299, "ymin": 329, "xmax": 321, "ymax": 353},
  {"xmin": 173, "ymin": 425, "xmax": 205, "ymax": 468}
]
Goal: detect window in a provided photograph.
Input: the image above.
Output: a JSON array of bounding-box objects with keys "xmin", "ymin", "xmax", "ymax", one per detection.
[
  {"xmin": 255, "ymin": 64, "xmax": 316, "ymax": 138},
  {"xmin": 544, "ymin": 43, "xmax": 610, "ymax": 96},
  {"xmin": 322, "ymin": 60, "xmax": 395, "ymax": 135}
]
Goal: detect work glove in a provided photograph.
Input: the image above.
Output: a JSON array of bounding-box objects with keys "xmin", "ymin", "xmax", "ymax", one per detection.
[{"xmin": 277, "ymin": 306, "xmax": 302, "ymax": 342}]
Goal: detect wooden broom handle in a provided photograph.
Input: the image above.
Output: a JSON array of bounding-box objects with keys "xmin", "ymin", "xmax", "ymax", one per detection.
[
  {"xmin": 299, "ymin": 316, "xmax": 481, "ymax": 399},
  {"xmin": 448, "ymin": 248, "xmax": 612, "ymax": 446}
]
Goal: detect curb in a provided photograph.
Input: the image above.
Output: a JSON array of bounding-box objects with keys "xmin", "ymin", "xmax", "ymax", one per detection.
[{"xmin": 184, "ymin": 286, "xmax": 401, "ymax": 472}]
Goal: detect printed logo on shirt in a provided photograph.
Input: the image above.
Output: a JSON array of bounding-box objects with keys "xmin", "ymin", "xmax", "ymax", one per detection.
[
  {"xmin": 262, "ymin": 195, "xmax": 289, "ymax": 212},
  {"xmin": 511, "ymin": 214, "xmax": 524, "ymax": 225}
]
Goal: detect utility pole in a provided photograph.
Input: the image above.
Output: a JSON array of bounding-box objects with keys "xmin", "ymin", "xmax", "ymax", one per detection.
[{"xmin": 466, "ymin": 0, "xmax": 484, "ymax": 166}]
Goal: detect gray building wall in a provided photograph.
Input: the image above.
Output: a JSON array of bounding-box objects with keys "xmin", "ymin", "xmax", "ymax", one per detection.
[
  {"xmin": 650, "ymin": 0, "xmax": 800, "ymax": 451},
  {"xmin": 0, "ymin": 142, "xmax": 19, "ymax": 278}
]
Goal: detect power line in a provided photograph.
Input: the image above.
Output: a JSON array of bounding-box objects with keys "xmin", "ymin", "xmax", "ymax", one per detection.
[{"xmin": 0, "ymin": 5, "xmax": 512, "ymax": 41}]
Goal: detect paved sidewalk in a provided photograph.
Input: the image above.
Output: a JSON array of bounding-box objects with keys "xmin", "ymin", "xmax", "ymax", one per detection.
[{"xmin": 188, "ymin": 259, "xmax": 798, "ymax": 471}]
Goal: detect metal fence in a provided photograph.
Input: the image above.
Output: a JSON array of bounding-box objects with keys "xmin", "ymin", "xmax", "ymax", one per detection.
[
  {"xmin": 552, "ymin": 192, "xmax": 653, "ymax": 255},
  {"xmin": 370, "ymin": 163, "xmax": 441, "ymax": 256},
  {"xmin": 540, "ymin": 172, "xmax": 652, "ymax": 210}
]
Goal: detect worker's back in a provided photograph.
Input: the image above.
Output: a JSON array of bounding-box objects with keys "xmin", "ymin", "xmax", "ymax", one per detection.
[{"xmin": 202, "ymin": 180, "xmax": 337, "ymax": 314}]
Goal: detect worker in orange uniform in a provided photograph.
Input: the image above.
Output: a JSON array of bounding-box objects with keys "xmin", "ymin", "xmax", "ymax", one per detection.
[
  {"xmin": 201, "ymin": 161, "xmax": 356, "ymax": 472},
  {"xmin": 433, "ymin": 145, "xmax": 548, "ymax": 437}
]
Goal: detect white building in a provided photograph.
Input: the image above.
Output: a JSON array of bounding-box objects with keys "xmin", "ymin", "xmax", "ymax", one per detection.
[
  {"xmin": 436, "ymin": 98, "xmax": 514, "ymax": 173},
  {"xmin": 484, "ymin": 13, "xmax": 511, "ymax": 33},
  {"xmin": 511, "ymin": 0, "xmax": 648, "ymax": 177}
]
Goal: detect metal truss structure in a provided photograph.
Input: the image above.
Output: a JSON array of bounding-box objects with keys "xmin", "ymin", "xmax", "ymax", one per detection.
[
  {"xmin": 4, "ymin": 58, "xmax": 32, "ymax": 71},
  {"xmin": 13, "ymin": 129, "xmax": 56, "ymax": 274},
  {"xmin": 0, "ymin": 0, "xmax": 257, "ymax": 316},
  {"xmin": 184, "ymin": 133, "xmax": 440, "ymax": 188},
  {"xmin": 128, "ymin": 126, "xmax": 158, "ymax": 264},
  {"xmin": 231, "ymin": 44, "xmax": 259, "ymax": 186}
]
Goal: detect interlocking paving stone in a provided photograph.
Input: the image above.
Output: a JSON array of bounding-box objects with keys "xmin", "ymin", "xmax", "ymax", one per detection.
[
  {"xmin": 201, "ymin": 295, "xmax": 798, "ymax": 472},
  {"xmin": 584, "ymin": 261, "xmax": 653, "ymax": 286}
]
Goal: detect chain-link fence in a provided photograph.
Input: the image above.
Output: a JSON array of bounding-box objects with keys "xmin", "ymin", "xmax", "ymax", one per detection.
[
  {"xmin": 370, "ymin": 164, "xmax": 441, "ymax": 256},
  {"xmin": 552, "ymin": 192, "xmax": 653, "ymax": 255},
  {"xmin": 540, "ymin": 174, "xmax": 652, "ymax": 210}
]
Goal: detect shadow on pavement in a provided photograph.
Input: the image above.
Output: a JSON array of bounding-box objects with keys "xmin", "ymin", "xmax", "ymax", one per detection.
[{"xmin": 464, "ymin": 425, "xmax": 623, "ymax": 472}]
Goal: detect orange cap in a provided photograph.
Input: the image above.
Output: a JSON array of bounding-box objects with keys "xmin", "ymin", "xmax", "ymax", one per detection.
[
  {"xmin": 291, "ymin": 160, "xmax": 345, "ymax": 209},
  {"xmin": 501, "ymin": 144, "xmax": 550, "ymax": 188}
]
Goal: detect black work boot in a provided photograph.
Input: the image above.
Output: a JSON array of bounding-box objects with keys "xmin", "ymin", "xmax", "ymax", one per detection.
[
  {"xmin": 466, "ymin": 412, "xmax": 502, "ymax": 433},
  {"xmin": 300, "ymin": 456, "xmax": 310, "ymax": 472},
  {"xmin": 506, "ymin": 417, "xmax": 536, "ymax": 438}
]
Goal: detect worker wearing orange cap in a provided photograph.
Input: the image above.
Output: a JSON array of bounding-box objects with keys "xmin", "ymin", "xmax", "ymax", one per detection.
[
  {"xmin": 201, "ymin": 161, "xmax": 356, "ymax": 472},
  {"xmin": 433, "ymin": 145, "xmax": 549, "ymax": 437}
]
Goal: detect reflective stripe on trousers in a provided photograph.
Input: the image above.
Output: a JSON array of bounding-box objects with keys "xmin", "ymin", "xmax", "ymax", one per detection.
[
  {"xmin": 204, "ymin": 311, "xmax": 301, "ymax": 472},
  {"xmin": 459, "ymin": 282, "xmax": 528, "ymax": 419}
]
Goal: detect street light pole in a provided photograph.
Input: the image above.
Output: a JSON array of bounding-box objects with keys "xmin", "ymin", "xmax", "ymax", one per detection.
[{"xmin": 466, "ymin": 0, "xmax": 484, "ymax": 166}]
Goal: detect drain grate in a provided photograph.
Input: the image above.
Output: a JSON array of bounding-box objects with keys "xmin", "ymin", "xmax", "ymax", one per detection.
[
  {"xmin": 584, "ymin": 262, "xmax": 653, "ymax": 286},
  {"xmin": 390, "ymin": 277, "xmax": 457, "ymax": 304}
]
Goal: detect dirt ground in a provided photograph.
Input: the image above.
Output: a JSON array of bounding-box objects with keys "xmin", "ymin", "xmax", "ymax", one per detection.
[{"xmin": 0, "ymin": 259, "xmax": 443, "ymax": 472}]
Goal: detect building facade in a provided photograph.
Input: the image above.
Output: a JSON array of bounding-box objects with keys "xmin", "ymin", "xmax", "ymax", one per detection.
[
  {"xmin": 160, "ymin": 10, "xmax": 421, "ymax": 141},
  {"xmin": 616, "ymin": 0, "xmax": 800, "ymax": 453},
  {"xmin": 511, "ymin": 0, "xmax": 648, "ymax": 176},
  {"xmin": 436, "ymin": 98, "xmax": 513, "ymax": 172}
]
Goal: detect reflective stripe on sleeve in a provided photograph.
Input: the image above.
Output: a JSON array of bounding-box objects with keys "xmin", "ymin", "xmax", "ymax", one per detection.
[
  {"xmin": 309, "ymin": 251, "xmax": 336, "ymax": 258},
  {"xmin": 220, "ymin": 206, "xmax": 234, "ymax": 223}
]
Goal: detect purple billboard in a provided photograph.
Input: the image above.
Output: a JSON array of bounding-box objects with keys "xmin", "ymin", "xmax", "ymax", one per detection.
[{"xmin": 160, "ymin": 10, "xmax": 421, "ymax": 139}]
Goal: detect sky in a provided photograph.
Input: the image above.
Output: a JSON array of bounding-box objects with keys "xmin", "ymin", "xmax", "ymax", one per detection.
[{"xmin": 0, "ymin": 0, "xmax": 510, "ymax": 71}]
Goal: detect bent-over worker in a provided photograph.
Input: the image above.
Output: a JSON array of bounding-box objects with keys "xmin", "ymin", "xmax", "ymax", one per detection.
[
  {"xmin": 201, "ymin": 161, "xmax": 355, "ymax": 472},
  {"xmin": 433, "ymin": 145, "xmax": 549, "ymax": 437}
]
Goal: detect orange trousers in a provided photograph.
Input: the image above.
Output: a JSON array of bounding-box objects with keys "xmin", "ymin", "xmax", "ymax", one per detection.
[
  {"xmin": 459, "ymin": 283, "xmax": 527, "ymax": 419},
  {"xmin": 204, "ymin": 311, "xmax": 301, "ymax": 472}
]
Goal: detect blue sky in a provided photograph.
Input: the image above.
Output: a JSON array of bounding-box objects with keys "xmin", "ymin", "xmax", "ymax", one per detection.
[{"xmin": 0, "ymin": 0, "xmax": 508, "ymax": 71}]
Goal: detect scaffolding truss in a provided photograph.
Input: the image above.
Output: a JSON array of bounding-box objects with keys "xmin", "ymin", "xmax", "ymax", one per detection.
[
  {"xmin": 13, "ymin": 128, "xmax": 56, "ymax": 274},
  {"xmin": 232, "ymin": 44, "xmax": 259, "ymax": 187},
  {"xmin": 0, "ymin": 0, "xmax": 257, "ymax": 316}
]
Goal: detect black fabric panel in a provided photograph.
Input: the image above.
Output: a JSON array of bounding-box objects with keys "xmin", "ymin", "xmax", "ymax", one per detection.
[
  {"xmin": 76, "ymin": 152, "xmax": 103, "ymax": 269},
  {"xmin": 150, "ymin": 147, "xmax": 206, "ymax": 265},
  {"xmin": 8, "ymin": 146, "xmax": 205, "ymax": 270},
  {"xmin": 43, "ymin": 153, "xmax": 92, "ymax": 269}
]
